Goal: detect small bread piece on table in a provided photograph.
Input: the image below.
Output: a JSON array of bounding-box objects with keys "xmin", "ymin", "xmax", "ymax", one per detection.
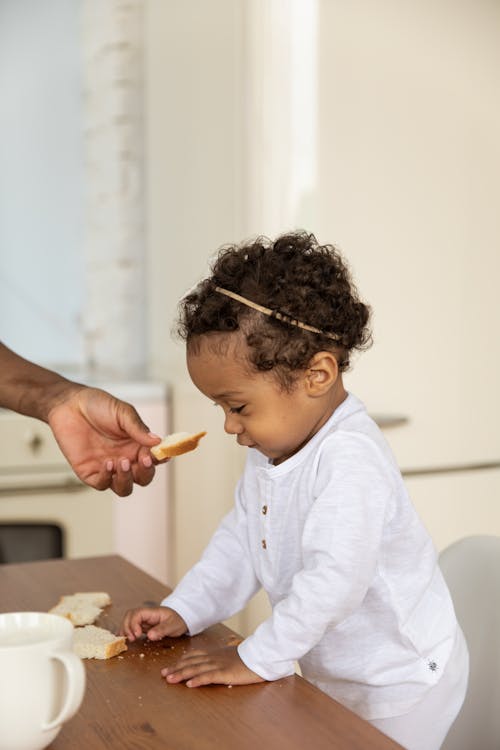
[
  {"xmin": 73, "ymin": 625, "xmax": 127, "ymax": 660},
  {"xmin": 150, "ymin": 430, "xmax": 207, "ymax": 460},
  {"xmin": 49, "ymin": 591, "xmax": 111, "ymax": 626}
]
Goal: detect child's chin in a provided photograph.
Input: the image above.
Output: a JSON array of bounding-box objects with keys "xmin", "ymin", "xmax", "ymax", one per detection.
[
  {"xmin": 259, "ymin": 448, "xmax": 286, "ymax": 463},
  {"xmin": 255, "ymin": 446, "xmax": 270, "ymax": 458}
]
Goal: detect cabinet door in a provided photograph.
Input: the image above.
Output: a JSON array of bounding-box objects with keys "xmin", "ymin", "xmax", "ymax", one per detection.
[
  {"xmin": 405, "ymin": 468, "xmax": 500, "ymax": 553},
  {"xmin": 316, "ymin": 0, "xmax": 500, "ymax": 471}
]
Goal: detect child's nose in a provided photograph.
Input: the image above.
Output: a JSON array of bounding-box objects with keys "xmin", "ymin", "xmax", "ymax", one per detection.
[{"xmin": 224, "ymin": 412, "xmax": 243, "ymax": 435}]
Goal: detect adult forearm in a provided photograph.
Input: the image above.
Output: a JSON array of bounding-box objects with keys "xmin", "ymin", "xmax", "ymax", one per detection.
[{"xmin": 0, "ymin": 342, "xmax": 82, "ymax": 422}]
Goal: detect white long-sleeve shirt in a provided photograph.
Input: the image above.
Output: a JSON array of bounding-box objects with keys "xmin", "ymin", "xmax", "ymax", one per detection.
[{"xmin": 163, "ymin": 393, "xmax": 459, "ymax": 720}]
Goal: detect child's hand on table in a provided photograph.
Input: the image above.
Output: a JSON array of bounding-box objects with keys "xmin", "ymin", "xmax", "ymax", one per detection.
[
  {"xmin": 121, "ymin": 606, "xmax": 264, "ymax": 687},
  {"xmin": 161, "ymin": 645, "xmax": 265, "ymax": 688},
  {"xmin": 121, "ymin": 606, "xmax": 188, "ymax": 641}
]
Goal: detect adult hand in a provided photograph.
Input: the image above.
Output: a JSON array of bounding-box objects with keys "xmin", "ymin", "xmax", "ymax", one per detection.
[
  {"xmin": 47, "ymin": 385, "xmax": 163, "ymax": 497},
  {"xmin": 161, "ymin": 645, "xmax": 265, "ymax": 688}
]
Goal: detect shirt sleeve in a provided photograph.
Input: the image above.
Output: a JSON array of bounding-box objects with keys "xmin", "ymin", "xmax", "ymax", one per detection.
[
  {"xmin": 161, "ymin": 475, "xmax": 261, "ymax": 635},
  {"xmin": 238, "ymin": 434, "xmax": 395, "ymax": 681}
]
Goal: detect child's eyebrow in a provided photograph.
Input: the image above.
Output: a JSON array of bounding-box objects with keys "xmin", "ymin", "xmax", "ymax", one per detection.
[{"xmin": 211, "ymin": 390, "xmax": 245, "ymax": 401}]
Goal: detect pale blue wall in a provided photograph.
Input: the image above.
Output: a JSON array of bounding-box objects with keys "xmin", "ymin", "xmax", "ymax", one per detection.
[{"xmin": 0, "ymin": 0, "xmax": 84, "ymax": 369}]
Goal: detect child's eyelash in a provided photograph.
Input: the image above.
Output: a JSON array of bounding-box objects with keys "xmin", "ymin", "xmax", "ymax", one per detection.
[{"xmin": 212, "ymin": 403, "xmax": 246, "ymax": 414}]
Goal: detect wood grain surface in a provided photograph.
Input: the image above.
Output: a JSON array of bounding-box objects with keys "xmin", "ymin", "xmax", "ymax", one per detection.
[{"xmin": 0, "ymin": 555, "xmax": 403, "ymax": 749}]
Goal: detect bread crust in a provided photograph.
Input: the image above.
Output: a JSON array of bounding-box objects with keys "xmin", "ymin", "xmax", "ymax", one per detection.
[
  {"xmin": 103, "ymin": 636, "xmax": 127, "ymax": 659},
  {"xmin": 151, "ymin": 430, "xmax": 207, "ymax": 460},
  {"xmin": 72, "ymin": 625, "xmax": 127, "ymax": 660}
]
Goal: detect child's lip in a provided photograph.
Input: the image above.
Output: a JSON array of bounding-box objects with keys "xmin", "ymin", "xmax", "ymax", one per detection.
[{"xmin": 237, "ymin": 438, "xmax": 256, "ymax": 448}]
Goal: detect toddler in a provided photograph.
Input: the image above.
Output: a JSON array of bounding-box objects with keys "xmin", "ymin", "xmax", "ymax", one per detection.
[{"xmin": 122, "ymin": 231, "xmax": 468, "ymax": 750}]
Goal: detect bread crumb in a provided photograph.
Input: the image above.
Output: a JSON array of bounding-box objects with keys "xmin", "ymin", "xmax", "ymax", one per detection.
[{"xmin": 139, "ymin": 653, "xmax": 145, "ymax": 658}]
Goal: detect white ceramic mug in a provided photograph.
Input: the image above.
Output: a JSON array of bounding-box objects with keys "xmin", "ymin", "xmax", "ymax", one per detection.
[{"xmin": 0, "ymin": 612, "xmax": 86, "ymax": 750}]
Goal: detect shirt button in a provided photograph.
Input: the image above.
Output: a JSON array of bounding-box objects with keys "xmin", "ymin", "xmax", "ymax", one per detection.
[
  {"xmin": 262, "ymin": 505, "xmax": 268, "ymax": 515},
  {"xmin": 261, "ymin": 539, "xmax": 267, "ymax": 549}
]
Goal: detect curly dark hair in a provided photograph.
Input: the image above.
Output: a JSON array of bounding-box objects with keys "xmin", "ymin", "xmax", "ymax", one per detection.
[{"xmin": 176, "ymin": 231, "xmax": 372, "ymax": 389}]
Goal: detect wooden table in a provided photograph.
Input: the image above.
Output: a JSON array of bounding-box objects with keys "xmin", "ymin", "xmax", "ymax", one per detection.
[{"xmin": 0, "ymin": 555, "xmax": 403, "ymax": 749}]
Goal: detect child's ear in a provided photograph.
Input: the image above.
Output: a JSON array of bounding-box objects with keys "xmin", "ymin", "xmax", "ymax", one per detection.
[{"xmin": 305, "ymin": 352, "xmax": 339, "ymax": 395}]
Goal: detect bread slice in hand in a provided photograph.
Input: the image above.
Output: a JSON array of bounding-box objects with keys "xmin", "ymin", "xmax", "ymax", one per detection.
[
  {"xmin": 150, "ymin": 430, "xmax": 207, "ymax": 460},
  {"xmin": 73, "ymin": 624, "xmax": 127, "ymax": 660},
  {"xmin": 49, "ymin": 592, "xmax": 111, "ymax": 626}
]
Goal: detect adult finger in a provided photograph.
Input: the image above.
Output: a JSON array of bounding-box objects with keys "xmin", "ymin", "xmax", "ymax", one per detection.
[
  {"xmin": 109, "ymin": 458, "xmax": 134, "ymax": 497},
  {"xmin": 131, "ymin": 454, "xmax": 156, "ymax": 487},
  {"xmin": 117, "ymin": 402, "xmax": 162, "ymax": 446},
  {"xmin": 83, "ymin": 465, "xmax": 114, "ymax": 492}
]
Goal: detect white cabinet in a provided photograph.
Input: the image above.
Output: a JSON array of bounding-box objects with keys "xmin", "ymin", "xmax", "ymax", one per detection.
[
  {"xmin": 0, "ymin": 381, "xmax": 172, "ymax": 585},
  {"xmin": 109, "ymin": 382, "xmax": 171, "ymax": 584},
  {"xmin": 0, "ymin": 412, "xmax": 114, "ymax": 561},
  {"xmin": 405, "ymin": 468, "xmax": 500, "ymax": 553}
]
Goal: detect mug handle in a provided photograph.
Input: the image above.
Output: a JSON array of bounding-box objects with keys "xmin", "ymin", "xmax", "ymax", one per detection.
[{"xmin": 42, "ymin": 651, "xmax": 86, "ymax": 731}]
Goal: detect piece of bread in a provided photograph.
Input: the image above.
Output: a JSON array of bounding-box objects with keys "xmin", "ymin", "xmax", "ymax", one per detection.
[
  {"xmin": 72, "ymin": 625, "xmax": 127, "ymax": 660},
  {"xmin": 150, "ymin": 430, "xmax": 207, "ymax": 460},
  {"xmin": 49, "ymin": 592, "xmax": 111, "ymax": 626}
]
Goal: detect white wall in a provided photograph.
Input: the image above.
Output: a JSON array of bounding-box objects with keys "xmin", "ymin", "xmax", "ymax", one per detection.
[
  {"xmin": 0, "ymin": 0, "xmax": 85, "ymax": 369},
  {"xmin": 145, "ymin": 0, "xmax": 245, "ymax": 381},
  {"xmin": 315, "ymin": 0, "xmax": 500, "ymax": 470}
]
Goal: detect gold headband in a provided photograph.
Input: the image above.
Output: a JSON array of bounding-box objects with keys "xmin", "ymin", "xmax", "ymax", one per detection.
[{"xmin": 214, "ymin": 287, "xmax": 341, "ymax": 342}]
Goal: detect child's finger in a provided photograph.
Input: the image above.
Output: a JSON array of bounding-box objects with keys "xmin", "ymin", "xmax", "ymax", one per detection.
[
  {"xmin": 163, "ymin": 658, "xmax": 215, "ymax": 685},
  {"xmin": 185, "ymin": 670, "xmax": 228, "ymax": 688},
  {"xmin": 161, "ymin": 651, "xmax": 209, "ymax": 676},
  {"xmin": 162, "ymin": 649, "xmax": 206, "ymax": 668},
  {"xmin": 121, "ymin": 615, "xmax": 140, "ymax": 641},
  {"xmin": 147, "ymin": 618, "xmax": 178, "ymax": 640},
  {"xmin": 146, "ymin": 627, "xmax": 164, "ymax": 641},
  {"xmin": 160, "ymin": 650, "xmax": 207, "ymax": 675},
  {"xmin": 120, "ymin": 609, "xmax": 137, "ymax": 639},
  {"xmin": 122, "ymin": 608, "xmax": 159, "ymax": 641}
]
